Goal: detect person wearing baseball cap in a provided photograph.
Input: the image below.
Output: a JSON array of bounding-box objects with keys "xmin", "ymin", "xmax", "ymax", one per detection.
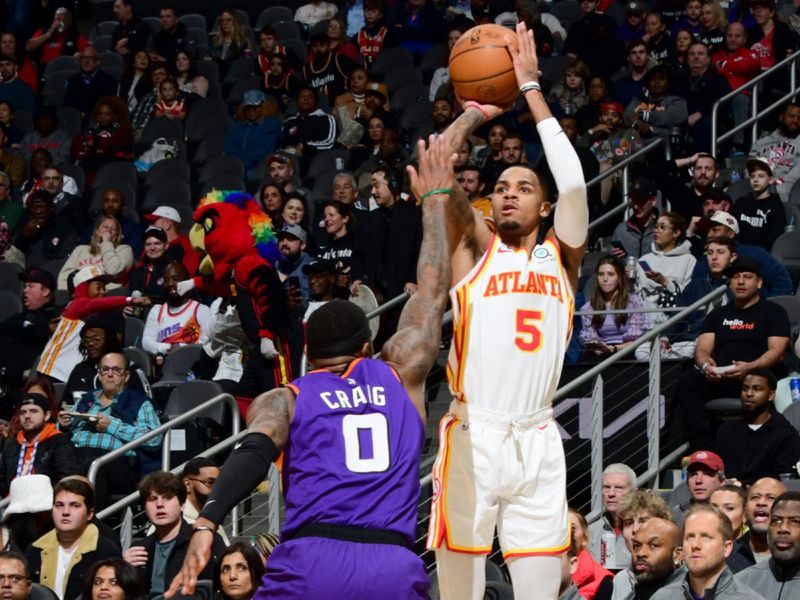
[
  {"xmin": 35, "ymin": 265, "xmax": 151, "ymax": 383},
  {"xmin": 0, "ymin": 392, "xmax": 78, "ymax": 496},
  {"xmin": 301, "ymin": 258, "xmax": 337, "ymax": 323},
  {"xmin": 144, "ymin": 205, "xmax": 198, "ymax": 275},
  {"xmin": 276, "ymin": 224, "xmax": 312, "ymax": 375},
  {"xmin": 228, "ymin": 89, "xmax": 281, "ymax": 180},
  {"xmin": 611, "ymin": 177, "xmax": 658, "ymax": 259},
  {"xmin": 14, "ymin": 189, "xmax": 78, "ymax": 269},
  {"xmin": 730, "ymin": 157, "xmax": 785, "ymax": 251},
  {"xmin": 128, "ymin": 226, "xmax": 171, "ymax": 303}
]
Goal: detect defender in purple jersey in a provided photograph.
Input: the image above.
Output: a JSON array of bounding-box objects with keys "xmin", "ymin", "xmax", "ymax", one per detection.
[{"xmin": 166, "ymin": 135, "xmax": 459, "ymax": 600}]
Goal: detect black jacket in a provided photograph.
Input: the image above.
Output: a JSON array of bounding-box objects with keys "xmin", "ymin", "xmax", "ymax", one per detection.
[
  {"xmin": 0, "ymin": 303, "xmax": 59, "ymax": 390},
  {"xmin": 14, "ymin": 216, "xmax": 78, "ymax": 268},
  {"xmin": 0, "ymin": 427, "xmax": 79, "ymax": 496},
  {"xmin": 728, "ymin": 533, "xmax": 757, "ymax": 574},
  {"xmin": 139, "ymin": 520, "xmax": 225, "ymax": 594}
]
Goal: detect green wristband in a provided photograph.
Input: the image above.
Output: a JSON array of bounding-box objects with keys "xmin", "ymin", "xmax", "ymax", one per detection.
[{"xmin": 420, "ymin": 188, "xmax": 453, "ymax": 200}]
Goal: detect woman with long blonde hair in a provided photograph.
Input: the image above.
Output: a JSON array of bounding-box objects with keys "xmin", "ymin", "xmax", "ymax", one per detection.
[
  {"xmin": 209, "ymin": 9, "xmax": 252, "ymax": 77},
  {"xmin": 57, "ymin": 213, "xmax": 133, "ymax": 290}
]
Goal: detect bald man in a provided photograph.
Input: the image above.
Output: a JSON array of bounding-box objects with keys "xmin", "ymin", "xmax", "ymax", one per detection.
[{"xmin": 626, "ymin": 518, "xmax": 685, "ymax": 599}]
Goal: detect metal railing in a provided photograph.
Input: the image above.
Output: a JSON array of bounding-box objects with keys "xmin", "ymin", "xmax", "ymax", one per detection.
[{"xmin": 711, "ymin": 50, "xmax": 800, "ymax": 157}]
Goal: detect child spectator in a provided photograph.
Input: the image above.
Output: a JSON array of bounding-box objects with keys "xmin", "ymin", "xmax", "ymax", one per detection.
[
  {"xmin": 731, "ymin": 157, "xmax": 786, "ymax": 251},
  {"xmin": 546, "ymin": 60, "xmax": 590, "ymax": 117},
  {"xmin": 154, "ymin": 78, "xmax": 186, "ymax": 121}
]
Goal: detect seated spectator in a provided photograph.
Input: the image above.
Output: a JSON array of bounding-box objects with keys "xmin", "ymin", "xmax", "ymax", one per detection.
[
  {"xmin": 57, "ymin": 216, "xmax": 134, "ymax": 291},
  {"xmin": 0, "ymin": 101, "xmax": 23, "ymax": 149},
  {"xmin": 645, "ymin": 152, "xmax": 718, "ymax": 224},
  {"xmin": 685, "ymin": 187, "xmax": 732, "ymax": 251},
  {"xmin": 0, "ymin": 55, "xmax": 34, "ymax": 115},
  {"xmin": 749, "ymin": 0, "xmax": 797, "ymax": 72},
  {"xmin": 153, "ymin": 78, "xmax": 187, "ymax": 122},
  {"xmin": 256, "ymin": 183, "xmax": 284, "ymax": 222},
  {"xmin": 142, "ymin": 261, "xmax": 210, "ymax": 360},
  {"xmin": 675, "ymin": 258, "xmax": 791, "ymax": 450},
  {"xmin": 667, "ymin": 27, "xmax": 695, "ymax": 77},
  {"xmin": 63, "ymin": 47, "xmax": 118, "ymax": 121},
  {"xmin": 110, "ymin": 0, "xmax": 151, "ymax": 57},
  {"xmin": 579, "ymin": 256, "xmax": 646, "ymax": 358},
  {"xmin": 128, "ymin": 226, "xmax": 170, "ymax": 304},
  {"xmin": 20, "ymin": 106, "xmax": 72, "ymax": 168},
  {"xmin": 546, "ymin": 60, "xmax": 590, "ymax": 117},
  {"xmin": 0, "ymin": 128, "xmax": 24, "ymax": 187},
  {"xmin": 557, "ymin": 534, "xmax": 582, "ymax": 600},
  {"xmin": 0, "ymin": 217, "xmax": 23, "ymax": 267},
  {"xmin": 80, "ymin": 557, "xmax": 145, "ymax": 600},
  {"xmin": 650, "ymin": 504, "xmax": 762, "ymax": 599},
  {"xmin": 0, "ymin": 550, "xmax": 33, "ymax": 600},
  {"xmin": 62, "ymin": 314, "xmax": 151, "ymax": 403},
  {"xmin": 626, "ymin": 518, "xmax": 686, "ymax": 599},
  {"xmin": 643, "ymin": 12, "xmax": 673, "ymax": 65},
  {"xmin": 277, "ymin": 193, "xmax": 312, "ymax": 243},
  {"xmin": 715, "ymin": 368, "xmax": 800, "ymax": 484},
  {"xmin": 428, "ymin": 25, "xmax": 467, "ymax": 101},
  {"xmin": 736, "ymin": 491, "xmax": 800, "ymax": 596},
  {"xmin": 317, "ymin": 200, "xmax": 360, "ymax": 283},
  {"xmin": 671, "ymin": 0, "xmax": 702, "ymax": 37},
  {"xmin": 712, "ymin": 23, "xmax": 759, "ymax": 153},
  {"xmin": 678, "ymin": 236, "xmax": 737, "ymax": 334},
  {"xmin": 0, "ymin": 268, "xmax": 58, "ymax": 390},
  {"xmin": 334, "ymin": 67, "xmax": 370, "ymax": 124},
  {"xmin": 324, "ymin": 16, "xmax": 359, "ymax": 62},
  {"xmin": 24, "ymin": 6, "xmax": 88, "ymax": 67},
  {"xmin": 150, "ymin": 6, "xmax": 187, "ymax": 64},
  {"xmin": 736, "ymin": 477, "xmax": 788, "ymax": 570},
  {"xmin": 347, "ymin": 113, "xmax": 388, "ymax": 169},
  {"xmin": 624, "ymin": 66, "xmax": 689, "ymax": 142},
  {"xmin": 302, "ymin": 34, "xmax": 357, "ymax": 105},
  {"xmin": 395, "ymin": 0, "xmax": 443, "ymax": 60},
  {"xmin": 265, "ymin": 153, "xmax": 308, "ymax": 199},
  {"xmin": 616, "ymin": 2, "xmax": 646, "ymax": 44},
  {"xmin": 670, "ymin": 451, "xmax": 727, "ymax": 528},
  {"xmin": 301, "ymin": 258, "xmax": 338, "ymax": 323},
  {"xmin": 3, "ymin": 474, "xmax": 54, "ymax": 551},
  {"xmin": 224, "ymin": 91, "xmax": 281, "ymax": 182},
  {"xmin": 39, "ymin": 166, "xmax": 86, "ymax": 234},
  {"xmin": 481, "ymin": 131, "xmax": 527, "ymax": 192},
  {"xmin": 279, "ymin": 87, "xmax": 338, "ymax": 157},
  {"xmin": 123, "ymin": 472, "xmax": 225, "ymax": 596},
  {"xmin": 181, "ymin": 458, "xmax": 229, "ymax": 544},
  {"xmin": 1, "ymin": 32, "xmax": 37, "ymax": 94},
  {"xmin": 143, "ymin": 206, "xmax": 199, "ymax": 276},
  {"xmin": 213, "ymin": 541, "xmax": 265, "ymax": 600},
  {"xmin": 710, "ymin": 485, "xmax": 748, "ymax": 541},
  {"xmin": 80, "ymin": 187, "xmax": 143, "ymax": 257},
  {"xmin": 356, "ymin": 0, "xmax": 393, "ymax": 68},
  {"xmin": 57, "ymin": 351, "xmax": 161, "ymax": 509},
  {"xmin": 636, "ymin": 212, "xmax": 696, "ymax": 325},
  {"xmin": 130, "ymin": 62, "xmax": 169, "ymax": 138},
  {"xmin": 690, "ymin": 211, "xmax": 793, "ymax": 296},
  {"xmin": 0, "ymin": 171, "xmax": 22, "ymax": 231},
  {"xmin": 26, "ymin": 478, "xmax": 120, "ymax": 599},
  {"xmin": 612, "ymin": 40, "xmax": 651, "ymax": 108},
  {"xmin": 611, "ymin": 490, "xmax": 674, "ymax": 598},
  {"xmin": 14, "ymin": 190, "xmax": 77, "ymax": 269},
  {"xmin": 294, "ymin": 0, "xmax": 338, "ymax": 28},
  {"xmin": 173, "ymin": 50, "xmax": 208, "ymax": 101},
  {"xmin": 256, "ymin": 27, "xmax": 286, "ymax": 75},
  {"xmin": 612, "ymin": 178, "xmax": 657, "ymax": 259},
  {"xmin": 277, "ymin": 225, "xmax": 311, "ymax": 374},
  {"xmin": 569, "ymin": 508, "xmax": 614, "ymax": 600},
  {"xmin": 20, "ymin": 149, "xmax": 80, "ymax": 209},
  {"xmin": 576, "ymin": 76, "xmax": 612, "ymax": 135},
  {"xmin": 38, "ymin": 265, "xmax": 150, "ymax": 383},
  {"xmin": 564, "ymin": 0, "xmax": 624, "ymax": 77},
  {"xmin": 71, "ymin": 97, "xmax": 134, "ymax": 186},
  {"xmin": 0, "ymin": 393, "xmax": 78, "ymax": 496},
  {"xmin": 207, "ymin": 10, "xmax": 251, "ymax": 79},
  {"xmin": 119, "ymin": 50, "xmax": 152, "ymax": 114},
  {"xmin": 749, "ymin": 102, "xmax": 800, "ymax": 203},
  {"xmin": 697, "ymin": 1, "xmax": 726, "ymax": 52},
  {"xmin": 588, "ymin": 464, "xmax": 637, "ymax": 570},
  {"xmin": 262, "ymin": 54, "xmax": 302, "ymax": 112},
  {"xmin": 731, "ymin": 157, "xmax": 786, "ymax": 251}
]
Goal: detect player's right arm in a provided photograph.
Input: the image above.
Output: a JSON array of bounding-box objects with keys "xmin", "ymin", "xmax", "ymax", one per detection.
[{"xmin": 165, "ymin": 387, "xmax": 296, "ymax": 597}]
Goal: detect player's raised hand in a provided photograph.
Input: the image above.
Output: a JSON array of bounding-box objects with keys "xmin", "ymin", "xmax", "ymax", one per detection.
[
  {"xmin": 407, "ymin": 135, "xmax": 457, "ymax": 204},
  {"xmin": 164, "ymin": 528, "xmax": 214, "ymax": 598},
  {"xmin": 506, "ymin": 21, "xmax": 540, "ymax": 88}
]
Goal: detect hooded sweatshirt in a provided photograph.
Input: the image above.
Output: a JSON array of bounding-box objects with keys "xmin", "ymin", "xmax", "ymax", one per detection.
[
  {"xmin": 0, "ymin": 422, "xmax": 78, "ymax": 496},
  {"xmin": 573, "ymin": 549, "xmax": 614, "ymax": 600},
  {"xmin": 750, "ymin": 130, "xmax": 800, "ymax": 202},
  {"xmin": 637, "ymin": 240, "xmax": 697, "ymax": 297}
]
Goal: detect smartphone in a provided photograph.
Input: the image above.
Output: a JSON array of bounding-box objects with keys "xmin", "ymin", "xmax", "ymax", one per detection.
[
  {"xmin": 68, "ymin": 412, "xmax": 97, "ymax": 421},
  {"xmin": 711, "ymin": 364, "xmax": 736, "ymax": 375},
  {"xmin": 639, "ymin": 260, "xmax": 653, "ymax": 272},
  {"xmin": 611, "ymin": 241, "xmax": 627, "ymax": 256}
]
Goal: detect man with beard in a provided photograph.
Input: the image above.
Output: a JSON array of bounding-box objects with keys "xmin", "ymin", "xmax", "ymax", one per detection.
[
  {"xmin": 277, "ymin": 225, "xmax": 312, "ymax": 375},
  {"xmin": 737, "ymin": 492, "xmax": 800, "ymax": 595},
  {"xmin": 181, "ymin": 458, "xmax": 229, "ymax": 544},
  {"xmin": 0, "ymin": 393, "xmax": 78, "ymax": 496},
  {"xmin": 651, "ymin": 505, "xmax": 763, "ymax": 599},
  {"xmin": 749, "ymin": 102, "xmax": 800, "ymax": 202},
  {"xmin": 674, "ymin": 258, "xmax": 791, "ymax": 450},
  {"xmin": 646, "ymin": 152, "xmax": 718, "ymax": 224},
  {"xmin": 431, "ymin": 99, "xmax": 455, "ymax": 136},
  {"xmin": 266, "ymin": 153, "xmax": 309, "ymax": 199},
  {"xmin": 715, "ymin": 368, "xmax": 800, "ymax": 485},
  {"xmin": 482, "ymin": 132, "xmax": 527, "ymax": 191},
  {"xmin": 142, "ymin": 262, "xmax": 210, "ymax": 364},
  {"xmin": 735, "ymin": 478, "xmax": 788, "ymax": 570},
  {"xmin": 624, "ymin": 518, "xmax": 685, "ymax": 599}
]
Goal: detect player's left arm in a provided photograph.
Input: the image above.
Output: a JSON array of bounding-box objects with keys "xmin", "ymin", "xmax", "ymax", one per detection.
[
  {"xmin": 382, "ymin": 136, "xmax": 454, "ymax": 420},
  {"xmin": 508, "ymin": 22, "xmax": 588, "ymax": 291}
]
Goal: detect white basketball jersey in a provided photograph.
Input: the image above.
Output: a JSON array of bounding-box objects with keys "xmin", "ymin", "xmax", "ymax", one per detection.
[{"xmin": 447, "ymin": 235, "xmax": 574, "ymax": 415}]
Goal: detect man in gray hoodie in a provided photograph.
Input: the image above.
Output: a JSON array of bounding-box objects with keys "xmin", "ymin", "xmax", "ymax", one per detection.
[
  {"xmin": 749, "ymin": 102, "xmax": 800, "ymax": 202},
  {"xmin": 736, "ymin": 492, "xmax": 800, "ymax": 599},
  {"xmin": 620, "ymin": 518, "xmax": 685, "ymax": 600}
]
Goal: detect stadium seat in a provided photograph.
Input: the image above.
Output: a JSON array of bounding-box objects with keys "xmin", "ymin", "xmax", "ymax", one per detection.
[
  {"xmin": 124, "ymin": 316, "xmax": 145, "ymax": 348},
  {"xmin": 227, "ymin": 76, "xmax": 264, "ymax": 107},
  {"xmin": 124, "ymin": 346, "xmax": 152, "ymax": 380},
  {"xmin": 144, "ymin": 158, "xmax": 191, "ymax": 187},
  {"xmin": 550, "ymin": 0, "xmax": 583, "ymax": 29},
  {"xmin": 539, "ymin": 55, "xmax": 573, "ymax": 86},
  {"xmin": 485, "ymin": 560, "xmax": 506, "ymax": 583},
  {"xmin": 178, "ymin": 13, "xmax": 207, "ymax": 31},
  {"xmin": 12, "ymin": 110, "xmax": 33, "ymax": 133},
  {"xmin": 255, "ymin": 7, "xmax": 293, "ymax": 30},
  {"xmin": 89, "ymin": 183, "xmax": 137, "ymax": 214},
  {"xmin": 163, "ymin": 381, "xmax": 226, "ymax": 424},
  {"xmin": 0, "ymin": 262, "xmax": 22, "ymax": 295},
  {"xmin": 90, "ymin": 35, "xmax": 112, "ymax": 53},
  {"xmin": 41, "ymin": 73, "xmax": 70, "ymax": 106},
  {"xmin": 186, "ymin": 113, "xmax": 232, "ymax": 144},
  {"xmin": 235, "ymin": 10, "xmax": 250, "ymax": 27},
  {"xmin": 384, "ymin": 65, "xmax": 423, "ymax": 93},
  {"xmin": 199, "ymin": 176, "xmax": 246, "ymax": 196},
  {"xmin": 771, "ymin": 231, "xmax": 800, "ymax": 288},
  {"xmin": 154, "ymin": 345, "xmax": 204, "ymax": 387},
  {"xmin": 186, "ymin": 98, "xmax": 228, "ymax": 131},
  {"xmin": 400, "ymin": 101, "xmax": 434, "ymax": 131},
  {"xmin": 53, "ymin": 382, "xmax": 66, "ymax": 403},
  {"xmin": 142, "ymin": 179, "xmax": 192, "ymax": 210},
  {"xmin": 370, "ymin": 48, "xmax": 414, "ymax": 79},
  {"xmin": 99, "ymin": 52, "xmax": 124, "ymax": 72},
  {"xmin": 0, "ymin": 291, "xmax": 23, "ymax": 320},
  {"xmin": 39, "ymin": 258, "xmax": 66, "ymax": 281},
  {"xmin": 142, "ymin": 16, "xmax": 161, "ymax": 33},
  {"xmin": 305, "ymin": 149, "xmax": 350, "ymax": 181},
  {"xmin": 224, "ymin": 56, "xmax": 257, "ymax": 83},
  {"xmin": 483, "ymin": 581, "xmax": 515, "ymax": 599},
  {"xmin": 768, "ymin": 295, "xmax": 800, "ymax": 341},
  {"xmin": 89, "ymin": 20, "xmax": 117, "ymax": 41},
  {"xmin": 390, "ymin": 83, "xmax": 430, "ymax": 113},
  {"xmin": 139, "ymin": 117, "xmax": 185, "ymax": 152},
  {"xmin": 283, "ymin": 38, "xmax": 308, "ymax": 64},
  {"xmin": 185, "ymin": 28, "xmax": 209, "ymax": 49},
  {"xmin": 43, "ymin": 56, "xmax": 79, "ymax": 79},
  {"xmin": 420, "ymin": 44, "xmax": 446, "ymax": 81},
  {"xmin": 93, "ymin": 161, "xmax": 138, "ymax": 190},
  {"xmin": 272, "ymin": 21, "xmax": 301, "ymax": 41},
  {"xmin": 57, "ymin": 107, "xmax": 82, "ymax": 137},
  {"xmin": 30, "ymin": 583, "xmax": 58, "ymax": 600},
  {"xmin": 725, "ymin": 178, "xmax": 749, "ymax": 202},
  {"xmin": 705, "ymin": 397, "xmax": 743, "ymax": 420},
  {"xmin": 192, "ymin": 134, "xmax": 228, "ymax": 165},
  {"xmin": 198, "ymin": 156, "xmax": 245, "ymax": 184},
  {"xmin": 170, "ymin": 580, "xmax": 213, "ymax": 600}
]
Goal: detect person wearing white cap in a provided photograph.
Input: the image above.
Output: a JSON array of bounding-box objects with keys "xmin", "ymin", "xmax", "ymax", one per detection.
[
  {"xmin": 730, "ymin": 157, "xmax": 786, "ymax": 251},
  {"xmin": 36, "ymin": 265, "xmax": 151, "ymax": 383},
  {"xmin": 145, "ymin": 205, "xmax": 199, "ymax": 275},
  {"xmin": 224, "ymin": 89, "xmax": 281, "ymax": 181}
]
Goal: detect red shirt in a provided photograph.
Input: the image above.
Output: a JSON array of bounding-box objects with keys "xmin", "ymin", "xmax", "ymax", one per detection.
[
  {"xmin": 712, "ymin": 47, "xmax": 760, "ymax": 91},
  {"xmin": 31, "ymin": 29, "xmax": 89, "ymax": 65}
]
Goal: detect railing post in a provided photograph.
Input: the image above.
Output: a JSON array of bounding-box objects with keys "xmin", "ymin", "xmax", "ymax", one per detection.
[
  {"xmin": 162, "ymin": 431, "xmax": 171, "ymax": 472},
  {"xmin": 711, "ymin": 101, "xmax": 719, "ymax": 158},
  {"xmin": 268, "ymin": 463, "xmax": 281, "ymax": 535},
  {"xmin": 590, "ymin": 375, "xmax": 604, "ymax": 517},
  {"xmin": 752, "ymin": 84, "xmax": 759, "ymax": 150},
  {"xmin": 621, "ymin": 164, "xmax": 630, "ymax": 208},
  {"xmin": 647, "ymin": 338, "xmax": 662, "ymax": 489}
]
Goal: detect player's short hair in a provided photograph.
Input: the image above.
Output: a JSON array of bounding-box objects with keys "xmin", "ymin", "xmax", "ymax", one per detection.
[
  {"xmin": 617, "ymin": 489, "xmax": 673, "ymax": 524},
  {"xmin": 139, "ymin": 471, "xmax": 187, "ymax": 505},
  {"xmin": 743, "ymin": 367, "xmax": 777, "ymax": 391},
  {"xmin": 683, "ymin": 503, "xmax": 734, "ymax": 541},
  {"xmin": 305, "ymin": 300, "xmax": 371, "ymax": 360},
  {"xmin": 603, "ymin": 463, "xmax": 637, "ymax": 489},
  {"xmin": 495, "ymin": 163, "xmax": 551, "ymax": 203}
]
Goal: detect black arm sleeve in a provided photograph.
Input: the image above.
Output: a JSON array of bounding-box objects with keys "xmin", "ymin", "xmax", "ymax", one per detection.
[{"xmin": 198, "ymin": 432, "xmax": 279, "ymax": 526}]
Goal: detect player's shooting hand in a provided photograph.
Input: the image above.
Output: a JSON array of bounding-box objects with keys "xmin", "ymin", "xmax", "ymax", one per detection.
[
  {"xmin": 165, "ymin": 528, "xmax": 214, "ymax": 598},
  {"xmin": 506, "ymin": 22, "xmax": 540, "ymax": 88},
  {"xmin": 407, "ymin": 135, "xmax": 457, "ymax": 204}
]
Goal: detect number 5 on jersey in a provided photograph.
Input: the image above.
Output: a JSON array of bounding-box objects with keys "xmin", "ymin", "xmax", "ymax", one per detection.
[{"xmin": 515, "ymin": 309, "xmax": 544, "ymax": 352}]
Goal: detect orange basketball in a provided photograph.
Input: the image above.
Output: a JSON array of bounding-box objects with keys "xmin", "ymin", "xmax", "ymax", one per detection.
[{"xmin": 449, "ymin": 24, "xmax": 519, "ymax": 107}]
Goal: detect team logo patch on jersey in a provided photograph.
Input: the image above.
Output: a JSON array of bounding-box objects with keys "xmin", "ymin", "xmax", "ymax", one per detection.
[{"xmin": 533, "ymin": 247, "xmax": 552, "ymax": 260}]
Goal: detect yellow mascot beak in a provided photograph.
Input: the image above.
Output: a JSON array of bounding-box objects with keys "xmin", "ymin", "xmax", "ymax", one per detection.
[{"xmin": 189, "ymin": 223, "xmax": 214, "ymax": 276}]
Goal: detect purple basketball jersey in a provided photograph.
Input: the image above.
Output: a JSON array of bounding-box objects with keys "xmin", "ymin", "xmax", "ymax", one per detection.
[{"xmin": 281, "ymin": 358, "xmax": 424, "ymax": 545}]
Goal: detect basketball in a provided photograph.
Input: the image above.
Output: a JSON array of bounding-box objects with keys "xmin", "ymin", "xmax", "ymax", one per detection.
[{"xmin": 449, "ymin": 24, "xmax": 519, "ymax": 106}]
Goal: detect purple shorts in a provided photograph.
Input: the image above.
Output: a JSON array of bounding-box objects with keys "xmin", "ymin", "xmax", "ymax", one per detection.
[{"xmin": 254, "ymin": 537, "xmax": 429, "ymax": 600}]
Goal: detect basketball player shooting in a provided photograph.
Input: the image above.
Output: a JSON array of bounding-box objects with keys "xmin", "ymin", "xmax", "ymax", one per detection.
[
  {"xmin": 427, "ymin": 23, "xmax": 589, "ymax": 600},
  {"xmin": 165, "ymin": 136, "xmax": 461, "ymax": 599}
]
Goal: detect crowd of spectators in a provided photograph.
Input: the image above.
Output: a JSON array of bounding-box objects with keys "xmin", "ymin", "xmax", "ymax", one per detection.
[{"xmin": 0, "ymin": 0, "xmax": 798, "ymax": 598}]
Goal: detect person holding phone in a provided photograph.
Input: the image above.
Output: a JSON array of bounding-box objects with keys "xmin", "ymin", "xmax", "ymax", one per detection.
[{"xmin": 611, "ymin": 178, "xmax": 659, "ymax": 259}]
